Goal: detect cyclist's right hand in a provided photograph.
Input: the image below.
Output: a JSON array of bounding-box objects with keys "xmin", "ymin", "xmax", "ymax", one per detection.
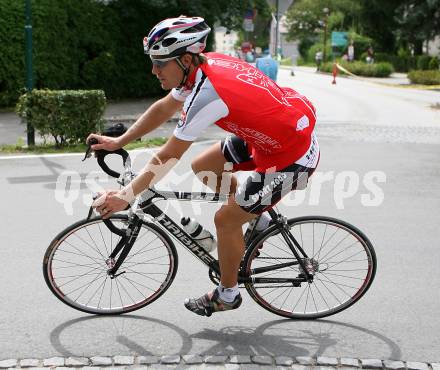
[{"xmin": 86, "ymin": 134, "xmax": 121, "ymax": 152}]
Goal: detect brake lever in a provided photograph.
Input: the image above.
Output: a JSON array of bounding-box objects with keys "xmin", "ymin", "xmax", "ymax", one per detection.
[
  {"xmin": 82, "ymin": 138, "xmax": 99, "ymax": 162},
  {"xmin": 86, "ymin": 193, "xmax": 99, "ymax": 220}
]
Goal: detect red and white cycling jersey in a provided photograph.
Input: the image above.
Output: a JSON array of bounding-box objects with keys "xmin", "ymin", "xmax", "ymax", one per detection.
[{"xmin": 172, "ymin": 52, "xmax": 318, "ymax": 171}]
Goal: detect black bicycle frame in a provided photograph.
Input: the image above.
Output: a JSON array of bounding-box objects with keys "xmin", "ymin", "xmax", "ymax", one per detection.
[{"xmin": 105, "ymin": 188, "xmax": 313, "ymax": 284}]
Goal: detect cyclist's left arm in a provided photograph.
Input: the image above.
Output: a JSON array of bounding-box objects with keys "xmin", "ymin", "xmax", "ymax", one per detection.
[
  {"xmin": 119, "ymin": 135, "xmax": 193, "ymax": 202},
  {"xmin": 92, "ymin": 136, "xmax": 192, "ymax": 218}
]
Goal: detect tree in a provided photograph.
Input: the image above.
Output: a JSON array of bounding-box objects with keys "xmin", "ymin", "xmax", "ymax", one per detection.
[
  {"xmin": 284, "ymin": 0, "xmax": 362, "ymax": 60},
  {"xmin": 285, "ymin": 0, "xmax": 362, "ymax": 42},
  {"xmin": 0, "ymin": 0, "xmax": 273, "ymax": 106},
  {"xmin": 358, "ymin": 0, "xmax": 402, "ymax": 53},
  {"xmin": 394, "ymin": 0, "xmax": 440, "ymax": 55}
]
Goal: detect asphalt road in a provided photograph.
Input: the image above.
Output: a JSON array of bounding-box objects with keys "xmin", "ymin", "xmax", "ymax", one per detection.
[{"xmin": 0, "ymin": 68, "xmax": 439, "ymax": 361}]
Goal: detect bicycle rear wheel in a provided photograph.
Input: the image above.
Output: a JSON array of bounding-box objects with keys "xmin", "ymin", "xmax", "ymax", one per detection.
[
  {"xmin": 43, "ymin": 215, "xmax": 178, "ymax": 315},
  {"xmin": 243, "ymin": 216, "xmax": 376, "ymax": 319}
]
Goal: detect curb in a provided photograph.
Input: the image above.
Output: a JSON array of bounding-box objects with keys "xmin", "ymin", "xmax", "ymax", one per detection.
[{"xmin": 1, "ymin": 356, "xmax": 439, "ymax": 370}]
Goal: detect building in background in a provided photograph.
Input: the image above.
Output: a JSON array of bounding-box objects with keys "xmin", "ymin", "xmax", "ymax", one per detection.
[
  {"xmin": 267, "ymin": 0, "xmax": 299, "ymax": 63},
  {"xmin": 270, "ymin": 14, "xmax": 299, "ymax": 64},
  {"xmin": 426, "ymin": 36, "xmax": 440, "ymax": 57},
  {"xmin": 214, "ymin": 26, "xmax": 239, "ymax": 56}
]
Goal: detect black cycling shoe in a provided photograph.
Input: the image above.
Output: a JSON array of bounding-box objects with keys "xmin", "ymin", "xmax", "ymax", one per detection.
[{"xmin": 184, "ymin": 288, "xmax": 242, "ymax": 317}]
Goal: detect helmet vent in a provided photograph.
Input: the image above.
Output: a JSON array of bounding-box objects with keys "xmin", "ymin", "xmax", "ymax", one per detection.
[
  {"xmin": 181, "ymin": 23, "xmax": 209, "ymax": 33},
  {"xmin": 172, "ymin": 21, "xmax": 186, "ymax": 25},
  {"xmin": 147, "ymin": 27, "xmax": 156, "ymax": 37},
  {"xmin": 162, "ymin": 37, "xmax": 177, "ymax": 47}
]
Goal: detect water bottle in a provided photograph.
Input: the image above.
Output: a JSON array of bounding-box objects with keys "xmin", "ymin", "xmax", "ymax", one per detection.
[{"xmin": 180, "ymin": 217, "xmax": 217, "ymax": 252}]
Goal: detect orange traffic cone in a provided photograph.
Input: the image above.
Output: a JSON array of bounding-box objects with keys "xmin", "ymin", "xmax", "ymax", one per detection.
[{"xmin": 332, "ymin": 63, "xmax": 337, "ymax": 84}]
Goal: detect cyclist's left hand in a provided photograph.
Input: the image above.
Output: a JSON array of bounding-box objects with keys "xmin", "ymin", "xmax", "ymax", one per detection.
[{"xmin": 92, "ymin": 190, "xmax": 128, "ymax": 219}]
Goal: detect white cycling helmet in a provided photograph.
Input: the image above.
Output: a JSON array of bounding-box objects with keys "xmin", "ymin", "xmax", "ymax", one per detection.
[{"xmin": 144, "ymin": 16, "xmax": 211, "ymax": 60}]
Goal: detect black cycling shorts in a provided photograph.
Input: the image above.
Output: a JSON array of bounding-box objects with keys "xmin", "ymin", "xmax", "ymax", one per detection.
[{"xmin": 221, "ymin": 135, "xmax": 317, "ymax": 214}]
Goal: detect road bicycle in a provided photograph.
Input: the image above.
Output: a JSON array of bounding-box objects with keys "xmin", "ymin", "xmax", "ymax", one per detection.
[{"xmin": 43, "ymin": 141, "xmax": 377, "ymax": 319}]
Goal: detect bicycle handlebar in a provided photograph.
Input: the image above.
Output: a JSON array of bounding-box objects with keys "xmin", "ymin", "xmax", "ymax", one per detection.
[
  {"xmin": 83, "ymin": 138, "xmax": 130, "ymax": 178},
  {"xmin": 83, "ymin": 138, "xmax": 134, "ymax": 232}
]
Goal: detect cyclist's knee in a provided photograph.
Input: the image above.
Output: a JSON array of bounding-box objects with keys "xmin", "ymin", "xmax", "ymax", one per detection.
[
  {"xmin": 191, "ymin": 156, "xmax": 203, "ymax": 174},
  {"xmin": 215, "ymin": 204, "xmax": 252, "ymax": 229}
]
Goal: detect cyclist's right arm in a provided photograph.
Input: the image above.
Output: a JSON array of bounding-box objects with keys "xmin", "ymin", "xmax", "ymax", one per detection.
[{"xmin": 87, "ymin": 92, "xmax": 183, "ymax": 151}]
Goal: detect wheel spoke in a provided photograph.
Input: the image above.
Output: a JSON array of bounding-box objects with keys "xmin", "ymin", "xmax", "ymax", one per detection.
[
  {"xmin": 245, "ymin": 218, "xmax": 376, "ymax": 319},
  {"xmin": 121, "ymin": 275, "xmax": 149, "ymax": 299},
  {"xmin": 97, "ymin": 222, "xmax": 110, "ymax": 257},
  {"xmin": 320, "ymin": 239, "xmax": 360, "ymax": 265},
  {"xmin": 44, "ymin": 217, "xmax": 176, "ymax": 314},
  {"xmin": 56, "ymin": 267, "xmax": 105, "ymax": 288}
]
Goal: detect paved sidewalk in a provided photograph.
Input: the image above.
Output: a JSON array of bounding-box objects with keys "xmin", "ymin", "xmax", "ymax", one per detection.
[{"xmin": 1, "ymin": 355, "xmax": 439, "ymax": 370}]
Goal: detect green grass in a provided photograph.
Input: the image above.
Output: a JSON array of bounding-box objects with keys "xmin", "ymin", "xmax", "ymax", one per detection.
[{"xmin": 0, "ymin": 137, "xmax": 167, "ymax": 154}]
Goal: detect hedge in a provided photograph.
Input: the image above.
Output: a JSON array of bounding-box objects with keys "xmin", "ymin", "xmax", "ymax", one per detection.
[
  {"xmin": 0, "ymin": 0, "xmax": 221, "ymax": 108},
  {"xmin": 407, "ymin": 70, "xmax": 440, "ymax": 85},
  {"xmin": 320, "ymin": 61, "xmax": 394, "ymax": 77},
  {"xmin": 375, "ymin": 53, "xmax": 440, "ymax": 73},
  {"xmin": 0, "ymin": 0, "xmax": 25, "ymax": 106},
  {"xmin": 16, "ymin": 89, "xmax": 106, "ymax": 146}
]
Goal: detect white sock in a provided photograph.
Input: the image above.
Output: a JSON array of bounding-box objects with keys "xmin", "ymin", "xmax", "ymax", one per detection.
[
  {"xmin": 255, "ymin": 212, "xmax": 271, "ymax": 231},
  {"xmin": 217, "ymin": 283, "xmax": 239, "ymax": 303}
]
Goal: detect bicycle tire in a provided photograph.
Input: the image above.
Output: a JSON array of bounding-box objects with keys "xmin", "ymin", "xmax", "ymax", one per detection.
[
  {"xmin": 43, "ymin": 215, "xmax": 178, "ymax": 315},
  {"xmin": 243, "ymin": 216, "xmax": 377, "ymax": 319}
]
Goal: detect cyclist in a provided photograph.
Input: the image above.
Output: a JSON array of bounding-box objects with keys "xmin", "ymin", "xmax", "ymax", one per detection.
[
  {"xmin": 255, "ymin": 49, "xmax": 279, "ymax": 81},
  {"xmin": 87, "ymin": 16, "xmax": 319, "ymax": 317}
]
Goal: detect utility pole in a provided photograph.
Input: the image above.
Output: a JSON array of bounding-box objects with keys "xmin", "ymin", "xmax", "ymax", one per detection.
[
  {"xmin": 322, "ymin": 7, "xmax": 329, "ymax": 64},
  {"xmin": 275, "ymin": 0, "xmax": 279, "ymax": 58},
  {"xmin": 267, "ymin": 0, "xmax": 293, "ymax": 58},
  {"xmin": 25, "ymin": 0, "xmax": 35, "ymax": 146}
]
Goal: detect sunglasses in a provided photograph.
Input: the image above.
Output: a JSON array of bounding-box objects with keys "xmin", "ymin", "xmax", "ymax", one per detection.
[{"xmin": 150, "ymin": 56, "xmax": 178, "ymax": 68}]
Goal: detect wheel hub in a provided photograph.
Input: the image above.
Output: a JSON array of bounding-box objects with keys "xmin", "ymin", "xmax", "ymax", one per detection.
[
  {"xmin": 301, "ymin": 258, "xmax": 319, "ymax": 277},
  {"xmin": 106, "ymin": 257, "xmax": 116, "ymax": 269}
]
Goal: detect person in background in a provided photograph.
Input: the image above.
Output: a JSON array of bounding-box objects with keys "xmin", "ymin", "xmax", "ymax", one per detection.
[
  {"xmin": 315, "ymin": 50, "xmax": 323, "ymax": 71},
  {"xmin": 348, "ymin": 41, "xmax": 355, "ymax": 62},
  {"xmin": 255, "ymin": 49, "xmax": 279, "ymax": 81},
  {"xmin": 366, "ymin": 45, "xmax": 374, "ymax": 64}
]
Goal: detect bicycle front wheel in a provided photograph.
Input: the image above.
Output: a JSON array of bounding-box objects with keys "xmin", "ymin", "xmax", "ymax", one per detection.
[
  {"xmin": 243, "ymin": 216, "xmax": 376, "ymax": 319},
  {"xmin": 43, "ymin": 215, "xmax": 178, "ymax": 315}
]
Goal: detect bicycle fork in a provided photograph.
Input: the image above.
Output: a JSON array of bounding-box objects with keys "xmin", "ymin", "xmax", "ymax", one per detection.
[{"xmin": 105, "ymin": 217, "xmax": 143, "ymax": 279}]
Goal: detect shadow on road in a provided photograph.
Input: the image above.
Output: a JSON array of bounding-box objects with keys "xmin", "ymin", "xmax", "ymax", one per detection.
[
  {"xmin": 190, "ymin": 319, "xmax": 402, "ymax": 359},
  {"xmin": 49, "ymin": 315, "xmax": 193, "ymax": 357},
  {"xmin": 49, "ymin": 315, "xmax": 401, "ymax": 359}
]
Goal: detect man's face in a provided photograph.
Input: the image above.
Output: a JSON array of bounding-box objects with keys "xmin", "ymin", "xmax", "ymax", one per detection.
[{"xmin": 151, "ymin": 57, "xmax": 183, "ymax": 90}]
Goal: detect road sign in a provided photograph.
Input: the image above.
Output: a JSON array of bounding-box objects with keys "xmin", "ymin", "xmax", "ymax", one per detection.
[
  {"xmin": 243, "ymin": 19, "xmax": 254, "ymax": 32},
  {"xmin": 331, "ymin": 31, "xmax": 348, "ymax": 48}
]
